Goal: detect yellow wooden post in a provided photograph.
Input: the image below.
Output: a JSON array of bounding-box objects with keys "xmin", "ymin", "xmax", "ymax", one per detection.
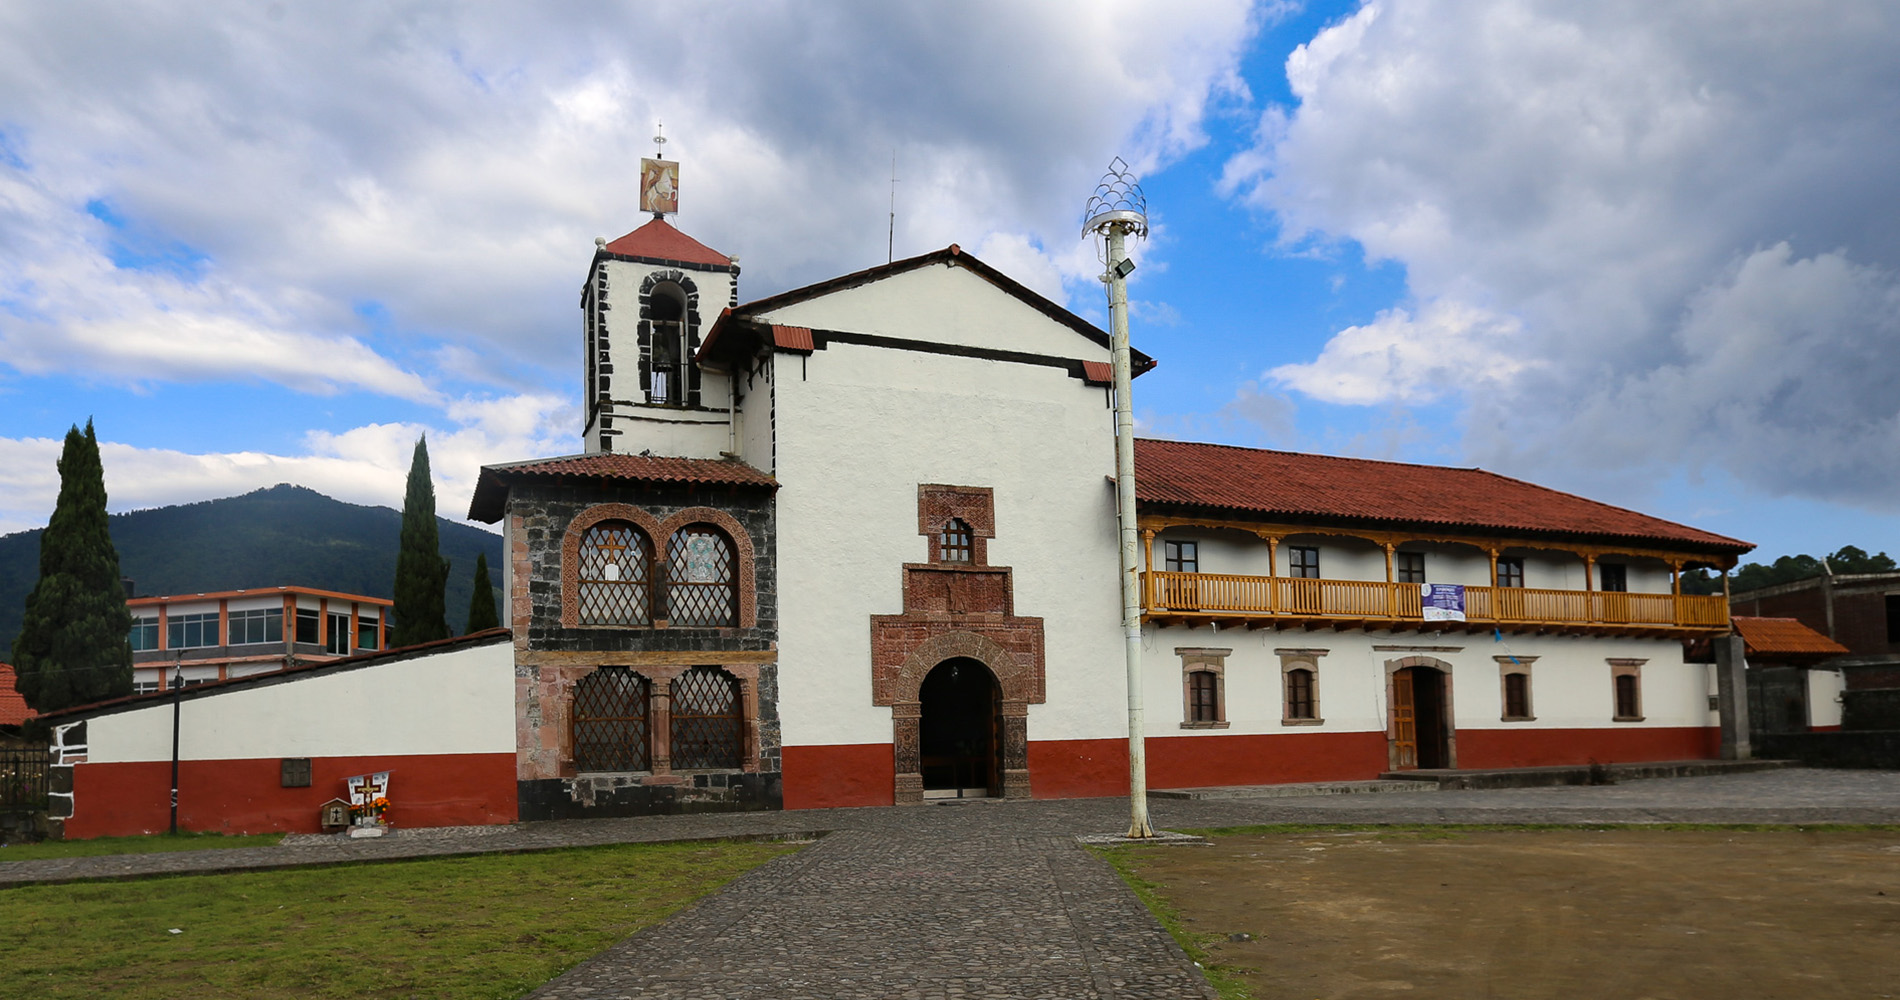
[{"xmin": 1141, "ymin": 529, "xmax": 1156, "ymax": 612}]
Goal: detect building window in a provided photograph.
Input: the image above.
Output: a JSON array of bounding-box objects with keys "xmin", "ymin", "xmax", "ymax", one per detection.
[
  {"xmin": 1396, "ymin": 551, "xmax": 1426, "ymax": 584},
  {"xmin": 129, "ymin": 615, "xmax": 159, "ymax": 652},
  {"xmin": 1175, "ymin": 648, "xmax": 1229, "ymax": 728},
  {"xmin": 1277, "ymin": 648, "xmax": 1328, "ymax": 725},
  {"xmin": 1285, "ymin": 668, "xmax": 1317, "ymax": 719},
  {"xmin": 356, "ymin": 616, "xmax": 380, "ymax": 651},
  {"xmin": 295, "ymin": 608, "xmax": 320, "ymax": 645},
  {"xmin": 133, "ymin": 679, "xmax": 160, "ymax": 695},
  {"xmin": 1885, "ymin": 595, "xmax": 1900, "ymax": 644},
  {"xmin": 578, "ymin": 521, "xmax": 653, "ymax": 625},
  {"xmin": 1610, "ymin": 659, "xmax": 1645, "ymax": 721},
  {"xmin": 1599, "ymin": 562, "xmax": 1627, "ymax": 592},
  {"xmin": 167, "ymin": 612, "xmax": 219, "ymax": 650},
  {"xmin": 647, "ymin": 285, "xmax": 688, "ymax": 405},
  {"xmin": 1164, "ymin": 540, "xmax": 1198, "ymax": 573},
  {"xmin": 573, "ymin": 667, "xmax": 651, "ymax": 772},
  {"xmin": 1289, "ymin": 545, "xmax": 1320, "ymax": 579},
  {"xmin": 939, "ymin": 519, "xmax": 974, "ymax": 563},
  {"xmin": 1497, "ymin": 656, "xmax": 1536, "ymax": 721},
  {"xmin": 228, "ymin": 608, "xmax": 283, "ymax": 646},
  {"xmin": 1497, "ymin": 557, "xmax": 1525, "ymax": 588},
  {"xmin": 1187, "ymin": 671, "xmax": 1219, "ymax": 723},
  {"xmin": 670, "ymin": 666, "xmax": 744, "ymax": 768},
  {"xmin": 325, "ymin": 612, "xmax": 351, "ymax": 655},
  {"xmin": 667, "ymin": 525, "xmax": 736, "ymax": 627}
]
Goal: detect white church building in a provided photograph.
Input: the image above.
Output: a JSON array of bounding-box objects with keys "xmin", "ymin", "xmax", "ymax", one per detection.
[
  {"xmin": 466, "ymin": 190, "xmax": 1750, "ymax": 819},
  {"xmin": 42, "ymin": 174, "xmax": 1755, "ymax": 838}
]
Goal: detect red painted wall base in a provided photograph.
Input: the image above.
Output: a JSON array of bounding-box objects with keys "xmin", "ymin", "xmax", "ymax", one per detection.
[
  {"xmin": 66, "ymin": 753, "xmax": 517, "ymax": 839},
  {"xmin": 783, "ymin": 727, "xmax": 1722, "ymax": 809},
  {"xmin": 782, "ymin": 744, "xmax": 895, "ymax": 810}
]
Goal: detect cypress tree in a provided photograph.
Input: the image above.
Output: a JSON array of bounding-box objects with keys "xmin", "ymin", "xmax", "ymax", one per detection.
[
  {"xmin": 11, "ymin": 421, "xmax": 133, "ymax": 712},
  {"xmin": 391, "ymin": 435, "xmax": 450, "ymax": 647},
  {"xmin": 466, "ymin": 552, "xmax": 500, "ymax": 633}
]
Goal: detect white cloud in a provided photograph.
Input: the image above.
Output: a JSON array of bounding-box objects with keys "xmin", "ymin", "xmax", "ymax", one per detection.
[
  {"xmin": 0, "ymin": 0, "xmax": 1265, "ymax": 395},
  {"xmin": 1270, "ymin": 299, "xmax": 1532, "ymax": 405},
  {"xmin": 0, "ymin": 390, "xmax": 576, "ymax": 535},
  {"xmin": 1227, "ymin": 0, "xmax": 1900, "ymax": 506}
]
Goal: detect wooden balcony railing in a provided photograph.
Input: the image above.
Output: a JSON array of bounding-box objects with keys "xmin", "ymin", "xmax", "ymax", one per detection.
[{"xmin": 1144, "ymin": 571, "xmax": 1729, "ymax": 630}]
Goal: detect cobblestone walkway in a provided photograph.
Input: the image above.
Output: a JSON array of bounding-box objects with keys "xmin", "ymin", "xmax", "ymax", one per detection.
[
  {"xmin": 527, "ymin": 824, "xmax": 1213, "ymax": 999},
  {"xmin": 3, "ymin": 769, "xmax": 1897, "ymax": 998}
]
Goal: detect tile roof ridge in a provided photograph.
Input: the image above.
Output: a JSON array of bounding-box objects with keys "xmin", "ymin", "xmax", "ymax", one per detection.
[{"xmin": 1136, "ymin": 437, "xmax": 1482, "ymax": 473}]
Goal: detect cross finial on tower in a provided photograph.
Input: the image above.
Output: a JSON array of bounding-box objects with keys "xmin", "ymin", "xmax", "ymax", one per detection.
[{"xmin": 653, "ymin": 120, "xmax": 666, "ymax": 160}]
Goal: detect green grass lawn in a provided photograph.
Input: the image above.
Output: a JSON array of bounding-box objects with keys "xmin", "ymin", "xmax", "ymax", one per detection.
[
  {"xmin": 0, "ymin": 831, "xmax": 285, "ymax": 861},
  {"xmin": 0, "ymin": 838, "xmax": 797, "ymax": 1000}
]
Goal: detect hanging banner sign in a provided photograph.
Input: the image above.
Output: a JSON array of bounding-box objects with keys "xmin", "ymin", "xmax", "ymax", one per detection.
[{"xmin": 1421, "ymin": 583, "xmax": 1467, "ymax": 621}]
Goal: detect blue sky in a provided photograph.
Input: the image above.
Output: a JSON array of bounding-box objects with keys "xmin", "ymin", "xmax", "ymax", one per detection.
[{"xmin": 4, "ymin": 1, "xmax": 1899, "ymax": 570}]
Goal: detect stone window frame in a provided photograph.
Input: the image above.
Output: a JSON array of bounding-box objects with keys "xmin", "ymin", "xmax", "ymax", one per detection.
[
  {"xmin": 1610, "ymin": 658, "xmax": 1645, "ymax": 722},
  {"xmin": 1276, "ymin": 647, "xmax": 1328, "ymax": 725},
  {"xmin": 564, "ymin": 661, "xmax": 763, "ymax": 778},
  {"xmin": 1176, "ymin": 647, "xmax": 1230, "ymax": 729},
  {"xmin": 560, "ymin": 503, "xmax": 758, "ymax": 630},
  {"xmin": 1496, "ymin": 654, "xmax": 1537, "ymax": 721},
  {"xmin": 918, "ymin": 485, "xmax": 994, "ymax": 565}
]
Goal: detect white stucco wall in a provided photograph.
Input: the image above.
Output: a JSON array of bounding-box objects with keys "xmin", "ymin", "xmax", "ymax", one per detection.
[
  {"xmin": 86, "ymin": 640, "xmax": 516, "ymax": 764},
  {"xmin": 762, "ymin": 261, "xmax": 1102, "ymax": 359},
  {"xmin": 1143, "ymin": 628, "xmax": 1709, "ymax": 738},
  {"xmin": 758, "ymin": 264, "xmax": 1126, "ymax": 749}
]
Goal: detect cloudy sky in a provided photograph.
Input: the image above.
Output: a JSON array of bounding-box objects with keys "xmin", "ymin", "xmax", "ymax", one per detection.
[{"xmin": 3, "ymin": 0, "xmax": 1897, "ymax": 566}]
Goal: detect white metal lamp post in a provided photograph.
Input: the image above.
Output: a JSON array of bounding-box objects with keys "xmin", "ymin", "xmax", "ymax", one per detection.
[{"xmin": 1084, "ymin": 158, "xmax": 1154, "ymax": 839}]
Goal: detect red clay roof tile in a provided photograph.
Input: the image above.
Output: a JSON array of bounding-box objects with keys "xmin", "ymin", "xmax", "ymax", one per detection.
[
  {"xmin": 469, "ymin": 453, "xmax": 775, "ymax": 522},
  {"xmin": 1134, "ymin": 438, "xmax": 1750, "ymax": 553},
  {"xmin": 602, "ymin": 218, "xmax": 732, "ymax": 268},
  {"xmin": 1731, "ymin": 616, "xmax": 1849, "ymax": 658},
  {"xmin": 770, "ymin": 325, "xmax": 815, "ymax": 352},
  {"xmin": 0, "ymin": 663, "xmax": 33, "ymax": 727}
]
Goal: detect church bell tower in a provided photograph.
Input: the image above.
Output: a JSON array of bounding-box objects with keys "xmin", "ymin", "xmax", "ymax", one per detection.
[{"xmin": 580, "ymin": 130, "xmax": 740, "ymax": 457}]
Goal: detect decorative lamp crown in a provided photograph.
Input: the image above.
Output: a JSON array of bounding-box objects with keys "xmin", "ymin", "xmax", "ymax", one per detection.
[{"xmin": 1082, "ymin": 157, "xmax": 1149, "ymax": 238}]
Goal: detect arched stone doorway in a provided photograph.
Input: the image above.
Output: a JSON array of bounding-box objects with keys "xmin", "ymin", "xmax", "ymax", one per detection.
[
  {"xmin": 1386, "ymin": 656, "xmax": 1457, "ymax": 770},
  {"xmin": 880, "ymin": 630, "xmax": 1037, "ymax": 804},
  {"xmin": 919, "ymin": 658, "xmax": 1000, "ymax": 798}
]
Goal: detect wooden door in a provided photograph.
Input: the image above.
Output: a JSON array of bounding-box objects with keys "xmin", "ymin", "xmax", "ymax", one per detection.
[{"xmin": 1392, "ymin": 669, "xmax": 1418, "ymax": 769}]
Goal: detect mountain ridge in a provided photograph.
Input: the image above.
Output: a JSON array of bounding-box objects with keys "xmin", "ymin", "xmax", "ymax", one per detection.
[{"xmin": 0, "ymin": 483, "xmax": 504, "ymax": 656}]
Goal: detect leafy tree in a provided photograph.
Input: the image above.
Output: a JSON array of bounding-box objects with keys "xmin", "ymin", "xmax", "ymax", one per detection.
[
  {"xmin": 391, "ymin": 436, "xmax": 450, "ymax": 647},
  {"xmin": 1681, "ymin": 544, "xmax": 1899, "ymax": 596},
  {"xmin": 10, "ymin": 421, "xmax": 133, "ymax": 711},
  {"xmin": 466, "ymin": 551, "xmax": 500, "ymax": 633}
]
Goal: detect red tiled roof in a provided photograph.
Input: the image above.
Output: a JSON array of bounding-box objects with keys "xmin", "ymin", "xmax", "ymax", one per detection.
[
  {"xmin": 469, "ymin": 453, "xmax": 775, "ymax": 523},
  {"xmin": 770, "ymin": 325, "xmax": 815, "ymax": 352},
  {"xmin": 1134, "ymin": 438, "xmax": 1751, "ymax": 554},
  {"xmin": 601, "ymin": 217, "xmax": 732, "ymax": 268},
  {"xmin": 0, "ymin": 663, "xmax": 33, "ymax": 727},
  {"xmin": 1081, "ymin": 361, "xmax": 1113, "ymax": 386},
  {"xmin": 1732, "ymin": 616, "xmax": 1849, "ymax": 659}
]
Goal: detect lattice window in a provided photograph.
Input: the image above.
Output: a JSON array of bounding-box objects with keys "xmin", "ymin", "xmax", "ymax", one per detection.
[
  {"xmin": 939, "ymin": 519, "xmax": 973, "ymax": 563},
  {"xmin": 667, "ymin": 525, "xmax": 736, "ymax": 627},
  {"xmin": 670, "ymin": 667, "xmax": 743, "ymax": 769},
  {"xmin": 579, "ymin": 522, "xmax": 653, "ymax": 625},
  {"xmin": 573, "ymin": 668, "xmax": 651, "ymax": 772}
]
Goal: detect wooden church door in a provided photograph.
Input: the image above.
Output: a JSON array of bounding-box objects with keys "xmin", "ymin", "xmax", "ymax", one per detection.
[{"xmin": 1392, "ymin": 669, "xmax": 1418, "ymax": 769}]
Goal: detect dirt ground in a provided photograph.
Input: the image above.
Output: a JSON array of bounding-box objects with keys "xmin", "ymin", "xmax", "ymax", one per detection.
[{"xmin": 1120, "ymin": 828, "xmax": 1900, "ymax": 999}]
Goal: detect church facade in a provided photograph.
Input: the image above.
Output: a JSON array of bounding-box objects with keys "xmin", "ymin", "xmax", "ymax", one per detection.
[{"xmin": 470, "ymin": 206, "xmax": 1752, "ymax": 821}]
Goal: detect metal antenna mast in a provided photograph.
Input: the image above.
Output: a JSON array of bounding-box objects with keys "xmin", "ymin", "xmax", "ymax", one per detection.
[
  {"xmin": 1083, "ymin": 157, "xmax": 1153, "ymax": 840},
  {"xmin": 888, "ymin": 150, "xmax": 899, "ymax": 264}
]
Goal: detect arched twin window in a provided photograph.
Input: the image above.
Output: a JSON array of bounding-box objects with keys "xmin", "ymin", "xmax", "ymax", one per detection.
[{"xmin": 576, "ymin": 520, "xmax": 736, "ymax": 627}]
